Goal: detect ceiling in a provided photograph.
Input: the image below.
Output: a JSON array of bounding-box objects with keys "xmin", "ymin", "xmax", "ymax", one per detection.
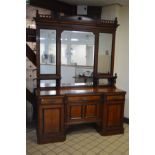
[{"xmin": 58, "ymin": 0, "xmax": 129, "ymax": 6}]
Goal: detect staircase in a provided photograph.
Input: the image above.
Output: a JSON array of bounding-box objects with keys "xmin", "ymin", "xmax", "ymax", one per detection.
[{"xmin": 26, "ymin": 28, "xmax": 37, "ymax": 122}]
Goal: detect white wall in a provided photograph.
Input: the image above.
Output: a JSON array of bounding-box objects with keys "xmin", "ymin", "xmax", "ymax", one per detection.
[
  {"xmin": 115, "ymin": 6, "xmax": 129, "ymax": 118},
  {"xmin": 101, "ymin": 4, "xmax": 129, "ymax": 118},
  {"xmin": 101, "ymin": 4, "xmax": 120, "ymax": 20},
  {"xmin": 72, "ymin": 45, "xmax": 86, "ymax": 65},
  {"xmin": 61, "ymin": 66, "xmax": 75, "ymax": 85}
]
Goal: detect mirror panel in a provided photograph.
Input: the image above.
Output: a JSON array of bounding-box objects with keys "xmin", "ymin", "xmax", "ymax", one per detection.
[
  {"xmin": 40, "ymin": 29, "xmax": 56, "ymax": 74},
  {"xmin": 98, "ymin": 33, "xmax": 112, "ymax": 74},
  {"xmin": 61, "ymin": 31, "xmax": 94, "ymax": 86}
]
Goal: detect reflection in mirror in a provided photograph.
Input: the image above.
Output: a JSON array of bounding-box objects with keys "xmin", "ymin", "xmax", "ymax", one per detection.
[
  {"xmin": 61, "ymin": 31, "xmax": 95, "ymax": 86},
  {"xmin": 40, "ymin": 80, "xmax": 56, "ymax": 87},
  {"xmin": 40, "ymin": 29, "xmax": 56, "ymax": 74},
  {"xmin": 98, "ymin": 33, "xmax": 112, "ymax": 74},
  {"xmin": 98, "ymin": 79, "xmax": 108, "ymax": 85}
]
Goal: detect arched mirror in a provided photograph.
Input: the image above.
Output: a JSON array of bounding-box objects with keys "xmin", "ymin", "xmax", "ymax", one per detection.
[{"xmin": 61, "ymin": 30, "xmax": 95, "ymax": 86}]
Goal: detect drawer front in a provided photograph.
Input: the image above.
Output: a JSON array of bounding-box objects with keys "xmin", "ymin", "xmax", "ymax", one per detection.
[
  {"xmin": 40, "ymin": 97, "xmax": 63, "ymax": 104},
  {"xmin": 67, "ymin": 95, "xmax": 100, "ymax": 103},
  {"xmin": 106, "ymin": 95, "xmax": 125, "ymax": 101}
]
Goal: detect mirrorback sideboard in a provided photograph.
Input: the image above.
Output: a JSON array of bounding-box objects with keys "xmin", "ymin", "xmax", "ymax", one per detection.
[{"xmin": 34, "ymin": 11, "xmax": 126, "ymax": 144}]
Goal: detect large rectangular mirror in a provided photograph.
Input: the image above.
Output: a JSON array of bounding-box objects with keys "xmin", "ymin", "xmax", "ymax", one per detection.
[
  {"xmin": 98, "ymin": 33, "xmax": 112, "ymax": 74},
  {"xmin": 61, "ymin": 31, "xmax": 95, "ymax": 86},
  {"xmin": 40, "ymin": 29, "xmax": 56, "ymax": 74}
]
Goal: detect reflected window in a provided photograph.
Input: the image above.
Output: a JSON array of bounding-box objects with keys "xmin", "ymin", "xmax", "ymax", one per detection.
[{"xmin": 61, "ymin": 31, "xmax": 94, "ymax": 86}]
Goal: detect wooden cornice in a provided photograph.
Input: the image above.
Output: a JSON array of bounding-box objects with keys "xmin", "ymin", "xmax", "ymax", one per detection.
[
  {"xmin": 30, "ymin": 0, "xmax": 102, "ymax": 19},
  {"xmin": 34, "ymin": 12, "xmax": 118, "ymax": 31}
]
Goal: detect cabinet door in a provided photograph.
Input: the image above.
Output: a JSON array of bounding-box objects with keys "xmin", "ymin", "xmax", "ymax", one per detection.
[
  {"xmin": 38, "ymin": 104, "xmax": 64, "ymax": 134},
  {"xmin": 106, "ymin": 102, "xmax": 124, "ymax": 127},
  {"xmin": 69, "ymin": 103, "xmax": 99, "ymax": 120},
  {"xmin": 42, "ymin": 106, "xmax": 62, "ymax": 134},
  {"xmin": 101, "ymin": 94, "xmax": 125, "ymax": 135},
  {"xmin": 69, "ymin": 105, "xmax": 82, "ymax": 120},
  {"xmin": 85, "ymin": 104, "xmax": 98, "ymax": 118},
  {"xmin": 37, "ymin": 97, "xmax": 65, "ymax": 144},
  {"xmin": 66, "ymin": 95, "xmax": 101, "ymax": 124}
]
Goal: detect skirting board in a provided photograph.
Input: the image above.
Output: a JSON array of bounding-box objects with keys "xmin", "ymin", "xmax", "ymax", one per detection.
[{"xmin": 123, "ymin": 117, "xmax": 129, "ymax": 124}]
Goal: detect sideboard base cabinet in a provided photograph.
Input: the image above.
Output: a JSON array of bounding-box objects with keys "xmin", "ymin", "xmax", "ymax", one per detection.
[{"xmin": 36, "ymin": 87, "xmax": 126, "ymax": 144}]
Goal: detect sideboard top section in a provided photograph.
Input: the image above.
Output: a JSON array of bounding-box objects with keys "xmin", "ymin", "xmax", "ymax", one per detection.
[{"xmin": 39, "ymin": 87, "xmax": 126, "ymax": 96}]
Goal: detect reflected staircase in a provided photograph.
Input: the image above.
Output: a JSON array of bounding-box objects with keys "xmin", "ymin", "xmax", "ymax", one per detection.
[{"xmin": 26, "ymin": 28, "xmax": 37, "ymax": 122}]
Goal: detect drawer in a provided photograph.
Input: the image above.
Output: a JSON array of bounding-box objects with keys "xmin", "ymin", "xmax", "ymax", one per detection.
[
  {"xmin": 67, "ymin": 95, "xmax": 100, "ymax": 103},
  {"xmin": 106, "ymin": 95, "xmax": 125, "ymax": 101},
  {"xmin": 40, "ymin": 97, "xmax": 63, "ymax": 104}
]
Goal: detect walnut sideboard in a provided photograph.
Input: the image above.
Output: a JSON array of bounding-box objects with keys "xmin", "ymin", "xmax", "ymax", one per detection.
[{"xmin": 36, "ymin": 87, "xmax": 126, "ymax": 144}]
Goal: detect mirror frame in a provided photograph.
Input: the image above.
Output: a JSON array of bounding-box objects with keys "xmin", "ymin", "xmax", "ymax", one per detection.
[{"xmin": 35, "ymin": 12, "xmax": 119, "ymax": 89}]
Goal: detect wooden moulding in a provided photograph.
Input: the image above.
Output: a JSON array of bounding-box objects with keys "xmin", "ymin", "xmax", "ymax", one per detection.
[{"xmin": 34, "ymin": 11, "xmax": 118, "ymax": 30}]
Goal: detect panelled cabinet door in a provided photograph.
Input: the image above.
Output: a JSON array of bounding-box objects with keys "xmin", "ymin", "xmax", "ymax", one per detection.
[
  {"xmin": 37, "ymin": 97, "xmax": 65, "ymax": 144},
  {"xmin": 101, "ymin": 94, "xmax": 125, "ymax": 135},
  {"xmin": 42, "ymin": 106, "xmax": 62, "ymax": 134},
  {"xmin": 68, "ymin": 103, "xmax": 99, "ymax": 121},
  {"xmin": 69, "ymin": 105, "xmax": 82, "ymax": 120},
  {"xmin": 67, "ymin": 95, "xmax": 101, "ymax": 124},
  {"xmin": 85, "ymin": 104, "xmax": 98, "ymax": 118},
  {"xmin": 106, "ymin": 102, "xmax": 124, "ymax": 127}
]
